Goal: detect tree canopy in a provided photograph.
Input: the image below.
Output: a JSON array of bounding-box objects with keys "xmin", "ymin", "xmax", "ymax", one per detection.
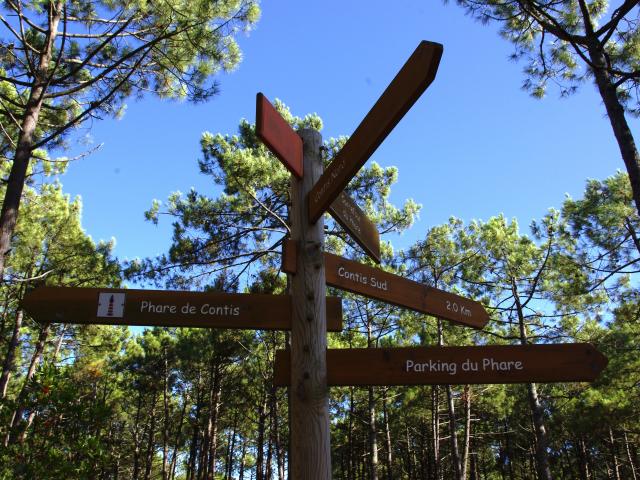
[{"xmin": 0, "ymin": 0, "xmax": 260, "ymax": 281}]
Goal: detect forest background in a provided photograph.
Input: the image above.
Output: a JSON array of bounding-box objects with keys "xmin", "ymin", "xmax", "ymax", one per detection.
[{"xmin": 1, "ymin": 0, "xmax": 639, "ymax": 479}]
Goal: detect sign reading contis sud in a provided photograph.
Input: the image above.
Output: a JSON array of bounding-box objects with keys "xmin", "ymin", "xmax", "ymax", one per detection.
[
  {"xmin": 273, "ymin": 344, "xmax": 608, "ymax": 386},
  {"xmin": 282, "ymin": 240, "xmax": 488, "ymax": 329},
  {"xmin": 307, "ymin": 41, "xmax": 443, "ymax": 223},
  {"xmin": 22, "ymin": 287, "xmax": 343, "ymax": 331}
]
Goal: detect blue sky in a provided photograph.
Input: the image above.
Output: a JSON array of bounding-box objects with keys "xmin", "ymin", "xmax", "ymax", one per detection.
[{"xmin": 58, "ymin": 0, "xmax": 638, "ymax": 265}]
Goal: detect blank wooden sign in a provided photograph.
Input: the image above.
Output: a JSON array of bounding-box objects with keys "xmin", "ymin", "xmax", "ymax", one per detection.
[{"xmin": 256, "ymin": 92, "xmax": 303, "ymax": 178}]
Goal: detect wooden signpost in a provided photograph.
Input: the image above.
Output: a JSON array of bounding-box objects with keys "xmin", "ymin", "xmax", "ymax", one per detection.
[
  {"xmin": 273, "ymin": 344, "xmax": 608, "ymax": 386},
  {"xmin": 22, "ymin": 287, "xmax": 343, "ymax": 331},
  {"xmin": 26, "ymin": 39, "xmax": 609, "ymax": 480},
  {"xmin": 307, "ymin": 41, "xmax": 443, "ymax": 223},
  {"xmin": 255, "ymin": 40, "xmax": 608, "ymax": 478},
  {"xmin": 282, "ymin": 239, "xmax": 489, "ymax": 329}
]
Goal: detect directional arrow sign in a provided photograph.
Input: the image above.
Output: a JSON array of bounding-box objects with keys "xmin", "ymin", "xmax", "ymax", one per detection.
[
  {"xmin": 282, "ymin": 240, "xmax": 488, "ymax": 329},
  {"xmin": 308, "ymin": 41, "xmax": 443, "ymax": 223},
  {"xmin": 328, "ymin": 191, "xmax": 380, "ymax": 263},
  {"xmin": 256, "ymin": 92, "xmax": 303, "ymax": 178},
  {"xmin": 273, "ymin": 344, "xmax": 608, "ymax": 386},
  {"xmin": 22, "ymin": 287, "xmax": 343, "ymax": 331}
]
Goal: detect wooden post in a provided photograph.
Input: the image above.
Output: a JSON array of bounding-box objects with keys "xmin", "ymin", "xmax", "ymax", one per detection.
[{"xmin": 289, "ymin": 128, "xmax": 332, "ymax": 478}]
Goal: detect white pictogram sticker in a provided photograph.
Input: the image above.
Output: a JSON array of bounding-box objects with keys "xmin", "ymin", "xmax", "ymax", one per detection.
[{"xmin": 97, "ymin": 293, "xmax": 126, "ymax": 318}]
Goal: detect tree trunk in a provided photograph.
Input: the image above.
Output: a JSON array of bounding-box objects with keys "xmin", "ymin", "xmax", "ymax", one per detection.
[
  {"xmin": 256, "ymin": 390, "xmax": 267, "ymax": 480},
  {"xmin": 382, "ymin": 387, "xmax": 393, "ymax": 480},
  {"xmin": 526, "ymin": 382, "xmax": 553, "ymax": 480},
  {"xmin": 52, "ymin": 325, "xmax": 67, "ymax": 359},
  {"xmin": 609, "ymin": 427, "xmax": 622, "ymax": 480},
  {"xmin": 578, "ymin": 5, "xmax": 640, "ymax": 218},
  {"xmin": 0, "ymin": 308, "xmax": 23, "ymax": 399},
  {"xmin": 132, "ymin": 392, "xmax": 144, "ymax": 480},
  {"xmin": 432, "ymin": 385, "xmax": 441, "ymax": 480},
  {"xmin": 446, "ymin": 385, "xmax": 463, "ymax": 479},
  {"xmin": 270, "ymin": 384, "xmax": 285, "ymax": 480},
  {"xmin": 225, "ymin": 418, "xmax": 237, "ymax": 480},
  {"xmin": 461, "ymin": 385, "xmax": 472, "ymax": 480},
  {"xmin": 368, "ymin": 385, "xmax": 380, "ymax": 480},
  {"xmin": 624, "ymin": 430, "xmax": 638, "ymax": 480},
  {"xmin": 405, "ymin": 424, "xmax": 413, "ymax": 479},
  {"xmin": 348, "ymin": 387, "xmax": 355, "ymax": 480},
  {"xmin": 143, "ymin": 393, "xmax": 159, "ymax": 480},
  {"xmin": 6, "ymin": 323, "xmax": 50, "ymax": 445},
  {"xmin": 576, "ymin": 436, "xmax": 590, "ymax": 480},
  {"xmin": 170, "ymin": 394, "xmax": 188, "ymax": 480},
  {"xmin": 438, "ymin": 319, "xmax": 463, "ymax": 479},
  {"xmin": 162, "ymin": 348, "xmax": 170, "ymax": 480},
  {"xmin": 0, "ymin": 1, "xmax": 63, "ymax": 281},
  {"xmin": 205, "ymin": 362, "xmax": 222, "ymax": 479},
  {"xmin": 238, "ymin": 436, "xmax": 247, "ymax": 480},
  {"xmin": 266, "ymin": 395, "xmax": 274, "ymax": 480},
  {"xmin": 187, "ymin": 370, "xmax": 202, "ymax": 480},
  {"xmin": 512, "ymin": 278, "xmax": 553, "ymax": 480}
]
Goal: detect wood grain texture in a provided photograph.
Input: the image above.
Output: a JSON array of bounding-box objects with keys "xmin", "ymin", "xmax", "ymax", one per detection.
[
  {"xmin": 22, "ymin": 287, "xmax": 343, "ymax": 331},
  {"xmin": 328, "ymin": 191, "xmax": 380, "ymax": 263},
  {"xmin": 288, "ymin": 129, "xmax": 332, "ymax": 478},
  {"xmin": 308, "ymin": 41, "xmax": 443, "ymax": 222},
  {"xmin": 256, "ymin": 92, "xmax": 303, "ymax": 178},
  {"xmin": 274, "ymin": 344, "xmax": 608, "ymax": 386},
  {"xmin": 282, "ymin": 240, "xmax": 489, "ymax": 329}
]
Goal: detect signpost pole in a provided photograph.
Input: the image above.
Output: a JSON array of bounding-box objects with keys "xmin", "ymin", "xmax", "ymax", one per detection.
[{"xmin": 289, "ymin": 128, "xmax": 331, "ymax": 478}]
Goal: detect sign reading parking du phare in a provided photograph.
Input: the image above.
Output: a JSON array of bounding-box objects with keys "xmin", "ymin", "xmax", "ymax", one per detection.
[
  {"xmin": 274, "ymin": 344, "xmax": 608, "ymax": 386},
  {"xmin": 23, "ymin": 287, "xmax": 343, "ymax": 331}
]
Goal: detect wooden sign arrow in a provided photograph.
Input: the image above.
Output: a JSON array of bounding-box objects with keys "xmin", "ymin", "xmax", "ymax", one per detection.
[
  {"xmin": 273, "ymin": 344, "xmax": 608, "ymax": 386},
  {"xmin": 22, "ymin": 287, "xmax": 343, "ymax": 331},
  {"xmin": 282, "ymin": 240, "xmax": 488, "ymax": 329},
  {"xmin": 328, "ymin": 191, "xmax": 380, "ymax": 263},
  {"xmin": 256, "ymin": 92, "xmax": 303, "ymax": 178},
  {"xmin": 308, "ymin": 41, "xmax": 443, "ymax": 223}
]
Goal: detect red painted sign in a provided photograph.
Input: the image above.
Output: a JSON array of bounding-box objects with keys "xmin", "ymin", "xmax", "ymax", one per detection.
[{"xmin": 256, "ymin": 93, "xmax": 303, "ymax": 178}]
